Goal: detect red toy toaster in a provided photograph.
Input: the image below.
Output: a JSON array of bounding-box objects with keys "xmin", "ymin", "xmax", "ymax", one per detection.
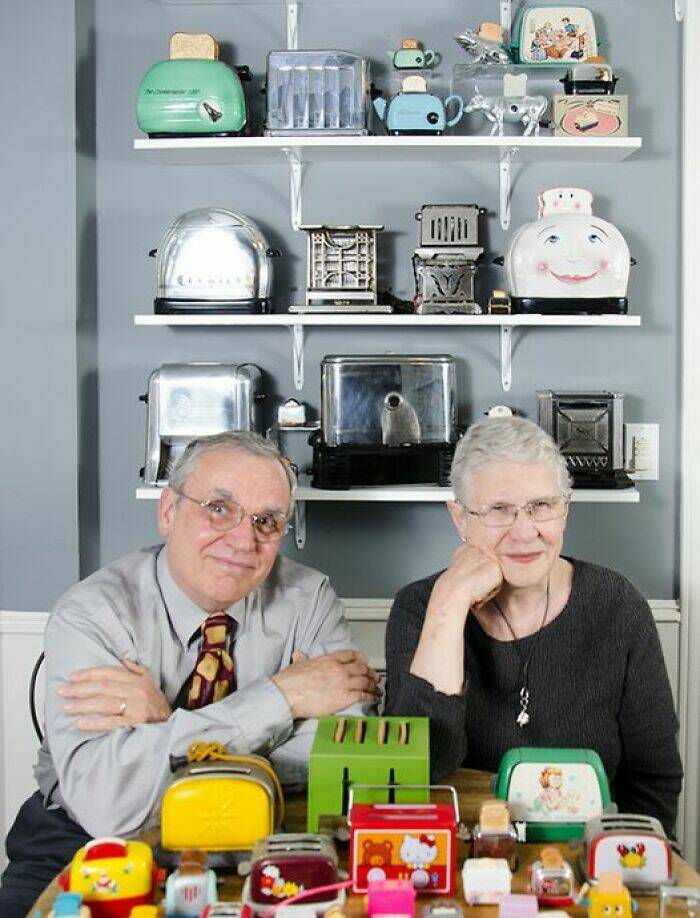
[
  {"xmin": 245, "ymin": 834, "xmax": 340, "ymax": 906},
  {"xmin": 348, "ymin": 784, "xmax": 461, "ymax": 895}
]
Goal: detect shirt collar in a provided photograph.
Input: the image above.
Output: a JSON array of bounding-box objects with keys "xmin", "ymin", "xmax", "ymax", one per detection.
[{"xmin": 156, "ymin": 547, "xmax": 247, "ymax": 650}]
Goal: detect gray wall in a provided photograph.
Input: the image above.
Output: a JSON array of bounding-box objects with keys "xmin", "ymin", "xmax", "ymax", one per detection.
[
  {"xmin": 1, "ymin": 0, "xmax": 683, "ymax": 610},
  {"xmin": 0, "ymin": 0, "xmax": 80, "ymax": 610}
]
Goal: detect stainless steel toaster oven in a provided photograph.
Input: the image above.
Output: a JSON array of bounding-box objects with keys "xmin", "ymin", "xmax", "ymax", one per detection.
[
  {"xmin": 141, "ymin": 362, "xmax": 263, "ymax": 486},
  {"xmin": 311, "ymin": 355, "xmax": 458, "ymax": 489}
]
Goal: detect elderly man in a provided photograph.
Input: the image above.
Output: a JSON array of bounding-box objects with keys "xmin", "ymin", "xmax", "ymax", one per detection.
[{"xmin": 0, "ymin": 432, "xmax": 379, "ymax": 916}]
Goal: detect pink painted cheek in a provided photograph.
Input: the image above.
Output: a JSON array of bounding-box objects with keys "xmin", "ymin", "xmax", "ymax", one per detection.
[
  {"xmin": 598, "ymin": 258, "xmax": 610, "ymax": 271},
  {"xmin": 537, "ymin": 260, "xmax": 549, "ymax": 273},
  {"xmin": 575, "ymin": 202, "xmax": 581, "ymax": 210}
]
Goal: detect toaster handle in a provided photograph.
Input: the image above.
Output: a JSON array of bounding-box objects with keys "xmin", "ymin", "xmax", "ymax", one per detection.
[
  {"xmin": 347, "ymin": 783, "xmax": 460, "ymax": 825},
  {"xmin": 235, "ymin": 65, "xmax": 252, "ymax": 82},
  {"xmin": 266, "ymin": 248, "xmax": 282, "ymax": 258},
  {"xmin": 148, "ymin": 249, "xmax": 157, "ymax": 258},
  {"xmin": 493, "ymin": 256, "xmax": 505, "ymax": 266},
  {"xmin": 630, "ymin": 256, "xmax": 637, "ymax": 266}
]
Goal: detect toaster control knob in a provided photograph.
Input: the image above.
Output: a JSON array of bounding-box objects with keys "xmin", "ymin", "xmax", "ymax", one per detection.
[
  {"xmin": 139, "ymin": 394, "xmax": 148, "ymax": 403},
  {"xmin": 427, "ymin": 112, "xmax": 439, "ymax": 125}
]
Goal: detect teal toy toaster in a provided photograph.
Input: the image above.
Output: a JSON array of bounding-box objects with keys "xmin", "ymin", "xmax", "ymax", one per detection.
[
  {"xmin": 137, "ymin": 58, "xmax": 251, "ymax": 137},
  {"xmin": 494, "ymin": 747, "xmax": 611, "ymax": 841},
  {"xmin": 306, "ymin": 716, "xmax": 430, "ymax": 832}
]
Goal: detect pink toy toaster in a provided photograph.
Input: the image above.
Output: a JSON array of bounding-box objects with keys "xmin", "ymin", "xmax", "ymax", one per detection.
[
  {"xmin": 582, "ymin": 814, "xmax": 673, "ymax": 892},
  {"xmin": 367, "ymin": 879, "xmax": 417, "ymax": 918}
]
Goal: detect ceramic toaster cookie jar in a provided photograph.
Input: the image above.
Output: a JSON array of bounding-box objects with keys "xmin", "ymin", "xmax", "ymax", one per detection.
[{"xmin": 498, "ymin": 187, "xmax": 635, "ymax": 314}]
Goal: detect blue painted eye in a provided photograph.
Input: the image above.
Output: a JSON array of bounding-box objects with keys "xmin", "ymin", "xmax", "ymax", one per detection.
[
  {"xmin": 588, "ymin": 233, "xmax": 602, "ymax": 244},
  {"xmin": 544, "ymin": 234, "xmax": 560, "ymax": 245}
]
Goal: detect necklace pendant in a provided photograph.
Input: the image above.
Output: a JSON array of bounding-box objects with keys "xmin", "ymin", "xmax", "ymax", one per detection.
[
  {"xmin": 517, "ymin": 685, "xmax": 530, "ymax": 727},
  {"xmin": 516, "ymin": 709, "xmax": 530, "ymax": 727}
]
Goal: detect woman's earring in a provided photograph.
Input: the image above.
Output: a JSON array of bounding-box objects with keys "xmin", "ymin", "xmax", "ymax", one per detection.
[{"xmin": 461, "ymin": 535, "xmax": 468, "ymax": 543}]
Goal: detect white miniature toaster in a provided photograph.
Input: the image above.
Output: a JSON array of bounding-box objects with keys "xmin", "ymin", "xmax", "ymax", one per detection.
[
  {"xmin": 462, "ymin": 858, "xmax": 512, "ymax": 905},
  {"xmin": 582, "ymin": 814, "xmax": 674, "ymax": 892}
]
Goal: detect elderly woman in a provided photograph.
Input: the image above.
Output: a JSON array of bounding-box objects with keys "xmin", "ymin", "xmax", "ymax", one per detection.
[{"xmin": 384, "ymin": 416, "xmax": 682, "ymax": 834}]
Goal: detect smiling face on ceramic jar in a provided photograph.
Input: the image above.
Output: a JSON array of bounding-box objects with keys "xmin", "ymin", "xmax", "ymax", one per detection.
[
  {"xmin": 509, "ymin": 213, "xmax": 630, "ymax": 298},
  {"xmin": 459, "ymin": 459, "xmax": 569, "ymax": 589}
]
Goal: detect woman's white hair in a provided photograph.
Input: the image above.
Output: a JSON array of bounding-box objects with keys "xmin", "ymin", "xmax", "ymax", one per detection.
[
  {"xmin": 169, "ymin": 431, "xmax": 297, "ymax": 507},
  {"xmin": 450, "ymin": 416, "xmax": 572, "ymax": 506}
]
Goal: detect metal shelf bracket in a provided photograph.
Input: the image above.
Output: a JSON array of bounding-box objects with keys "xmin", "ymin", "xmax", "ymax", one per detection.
[
  {"xmin": 675, "ymin": 0, "xmax": 686, "ymax": 21},
  {"xmin": 289, "ymin": 322, "xmax": 305, "ymax": 390},
  {"xmin": 499, "ymin": 147, "xmax": 519, "ymax": 230},
  {"xmin": 501, "ymin": 324, "xmax": 513, "ymax": 392},
  {"xmin": 500, "ymin": 0, "xmax": 512, "ymax": 42},
  {"xmin": 286, "ymin": 0, "xmax": 299, "ymax": 49},
  {"xmin": 284, "ymin": 147, "xmax": 303, "ymax": 230},
  {"xmin": 293, "ymin": 499, "xmax": 306, "ymax": 549}
]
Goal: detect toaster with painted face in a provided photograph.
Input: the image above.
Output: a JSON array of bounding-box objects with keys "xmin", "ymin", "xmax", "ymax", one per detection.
[
  {"xmin": 500, "ymin": 187, "xmax": 634, "ymax": 314},
  {"xmin": 582, "ymin": 814, "xmax": 674, "ymax": 892}
]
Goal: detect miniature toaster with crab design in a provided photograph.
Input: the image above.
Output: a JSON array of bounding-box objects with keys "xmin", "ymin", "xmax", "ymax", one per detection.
[{"xmin": 582, "ymin": 814, "xmax": 674, "ymax": 892}]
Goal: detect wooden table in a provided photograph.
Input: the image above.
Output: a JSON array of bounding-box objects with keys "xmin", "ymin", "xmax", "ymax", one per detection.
[{"xmin": 32, "ymin": 769, "xmax": 700, "ymax": 916}]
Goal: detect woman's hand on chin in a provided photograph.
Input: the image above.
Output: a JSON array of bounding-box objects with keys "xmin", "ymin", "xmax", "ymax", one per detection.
[{"xmin": 428, "ymin": 543, "xmax": 504, "ymax": 623}]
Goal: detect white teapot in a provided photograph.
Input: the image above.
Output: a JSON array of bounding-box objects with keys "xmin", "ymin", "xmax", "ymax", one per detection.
[{"xmin": 500, "ymin": 187, "xmax": 634, "ymax": 314}]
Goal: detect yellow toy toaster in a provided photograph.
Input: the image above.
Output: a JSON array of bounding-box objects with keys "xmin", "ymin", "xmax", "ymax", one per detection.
[
  {"xmin": 58, "ymin": 837, "xmax": 160, "ymax": 916},
  {"xmin": 161, "ymin": 743, "xmax": 284, "ymax": 858}
]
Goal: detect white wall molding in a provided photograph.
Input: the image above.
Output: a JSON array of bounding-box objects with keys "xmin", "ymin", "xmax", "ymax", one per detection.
[{"xmin": 0, "ymin": 610, "xmax": 49, "ymax": 634}]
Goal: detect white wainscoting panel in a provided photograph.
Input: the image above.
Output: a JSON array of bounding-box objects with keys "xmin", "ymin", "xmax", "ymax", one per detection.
[{"xmin": 0, "ymin": 611, "xmax": 46, "ymax": 874}]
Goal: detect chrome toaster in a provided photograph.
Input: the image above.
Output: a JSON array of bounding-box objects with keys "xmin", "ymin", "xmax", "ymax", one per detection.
[{"xmin": 141, "ymin": 362, "xmax": 264, "ymax": 486}]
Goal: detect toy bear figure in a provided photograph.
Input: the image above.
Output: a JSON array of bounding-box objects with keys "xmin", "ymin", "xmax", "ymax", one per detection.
[{"xmin": 362, "ymin": 840, "xmax": 394, "ymax": 867}]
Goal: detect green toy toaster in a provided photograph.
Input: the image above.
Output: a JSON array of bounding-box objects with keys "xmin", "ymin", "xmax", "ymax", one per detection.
[
  {"xmin": 494, "ymin": 747, "xmax": 612, "ymax": 841},
  {"xmin": 137, "ymin": 59, "xmax": 251, "ymax": 137},
  {"xmin": 306, "ymin": 716, "xmax": 430, "ymax": 832}
]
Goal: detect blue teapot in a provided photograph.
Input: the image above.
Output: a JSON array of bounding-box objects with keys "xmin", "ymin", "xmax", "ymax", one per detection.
[{"xmin": 374, "ymin": 89, "xmax": 464, "ymax": 135}]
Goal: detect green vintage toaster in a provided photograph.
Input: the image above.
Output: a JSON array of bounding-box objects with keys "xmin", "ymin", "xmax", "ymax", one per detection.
[
  {"xmin": 494, "ymin": 747, "xmax": 612, "ymax": 842},
  {"xmin": 137, "ymin": 58, "xmax": 251, "ymax": 137}
]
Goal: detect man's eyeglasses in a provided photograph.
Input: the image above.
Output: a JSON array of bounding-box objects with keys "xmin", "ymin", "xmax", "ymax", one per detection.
[
  {"xmin": 173, "ymin": 489, "xmax": 291, "ymax": 542},
  {"xmin": 463, "ymin": 495, "xmax": 571, "ymax": 529}
]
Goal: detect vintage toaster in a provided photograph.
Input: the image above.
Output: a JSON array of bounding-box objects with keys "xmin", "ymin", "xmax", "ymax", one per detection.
[
  {"xmin": 537, "ymin": 389, "xmax": 633, "ymax": 489},
  {"xmin": 500, "ymin": 187, "xmax": 633, "ymax": 315},
  {"xmin": 412, "ymin": 205, "xmax": 485, "ymax": 315},
  {"xmin": 582, "ymin": 814, "xmax": 673, "ymax": 892},
  {"xmin": 494, "ymin": 747, "xmax": 611, "ymax": 842},
  {"xmin": 160, "ymin": 754, "xmax": 283, "ymax": 860},
  {"xmin": 141, "ymin": 362, "xmax": 263, "ymax": 486},
  {"xmin": 348, "ymin": 783, "xmax": 461, "ymax": 894},
  {"xmin": 244, "ymin": 834, "xmax": 341, "ymax": 907},
  {"xmin": 310, "ymin": 355, "xmax": 458, "ymax": 489},
  {"xmin": 471, "ymin": 801, "xmax": 519, "ymax": 866},
  {"xmin": 58, "ymin": 838, "xmax": 161, "ymax": 918},
  {"xmin": 265, "ymin": 50, "xmax": 370, "ymax": 136},
  {"xmin": 527, "ymin": 846, "xmax": 575, "ymax": 906},
  {"xmin": 307, "ymin": 716, "xmax": 430, "ymax": 833},
  {"xmin": 164, "ymin": 851, "xmax": 218, "ymax": 916}
]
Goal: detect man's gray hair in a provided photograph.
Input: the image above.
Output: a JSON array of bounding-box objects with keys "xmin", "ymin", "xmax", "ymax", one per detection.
[
  {"xmin": 169, "ymin": 431, "xmax": 297, "ymax": 506},
  {"xmin": 450, "ymin": 416, "xmax": 572, "ymax": 505}
]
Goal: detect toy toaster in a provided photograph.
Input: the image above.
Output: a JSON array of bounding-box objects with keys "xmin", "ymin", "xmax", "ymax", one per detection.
[
  {"xmin": 348, "ymin": 783, "xmax": 461, "ymax": 894},
  {"xmin": 494, "ymin": 747, "xmax": 611, "ymax": 841},
  {"xmin": 165, "ymin": 849, "xmax": 218, "ymax": 916},
  {"xmin": 585, "ymin": 871, "xmax": 636, "ymax": 918},
  {"xmin": 58, "ymin": 837, "xmax": 161, "ymax": 918},
  {"xmin": 242, "ymin": 833, "xmax": 345, "ymax": 914},
  {"xmin": 582, "ymin": 813, "xmax": 674, "ymax": 892},
  {"xmin": 462, "ymin": 858, "xmax": 512, "ymax": 905},
  {"xmin": 307, "ymin": 716, "xmax": 430, "ymax": 833},
  {"xmin": 161, "ymin": 746, "xmax": 284, "ymax": 863},
  {"xmin": 527, "ymin": 846, "xmax": 575, "ymax": 906},
  {"xmin": 471, "ymin": 801, "xmax": 520, "ymax": 867}
]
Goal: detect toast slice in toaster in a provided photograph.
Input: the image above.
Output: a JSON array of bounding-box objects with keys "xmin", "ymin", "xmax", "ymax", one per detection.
[{"xmin": 169, "ymin": 32, "xmax": 219, "ymax": 60}]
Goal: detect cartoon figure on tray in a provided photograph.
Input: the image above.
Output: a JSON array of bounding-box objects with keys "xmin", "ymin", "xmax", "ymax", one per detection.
[{"xmin": 532, "ymin": 766, "xmax": 580, "ymax": 815}]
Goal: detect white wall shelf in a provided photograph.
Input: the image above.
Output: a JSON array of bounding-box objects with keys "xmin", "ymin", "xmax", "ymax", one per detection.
[
  {"xmin": 134, "ymin": 313, "xmax": 642, "ymax": 392},
  {"xmin": 134, "ymin": 135, "xmax": 641, "ymax": 230},
  {"xmin": 137, "ymin": 481, "xmax": 640, "ymax": 549}
]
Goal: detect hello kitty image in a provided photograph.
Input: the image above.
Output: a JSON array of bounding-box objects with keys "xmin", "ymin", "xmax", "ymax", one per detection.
[
  {"xmin": 399, "ymin": 833, "xmax": 439, "ymax": 871},
  {"xmin": 504, "ymin": 186, "xmax": 632, "ymax": 307}
]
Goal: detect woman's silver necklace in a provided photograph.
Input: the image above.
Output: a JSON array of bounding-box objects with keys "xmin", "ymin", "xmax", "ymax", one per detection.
[{"xmin": 491, "ymin": 578, "xmax": 551, "ymax": 728}]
